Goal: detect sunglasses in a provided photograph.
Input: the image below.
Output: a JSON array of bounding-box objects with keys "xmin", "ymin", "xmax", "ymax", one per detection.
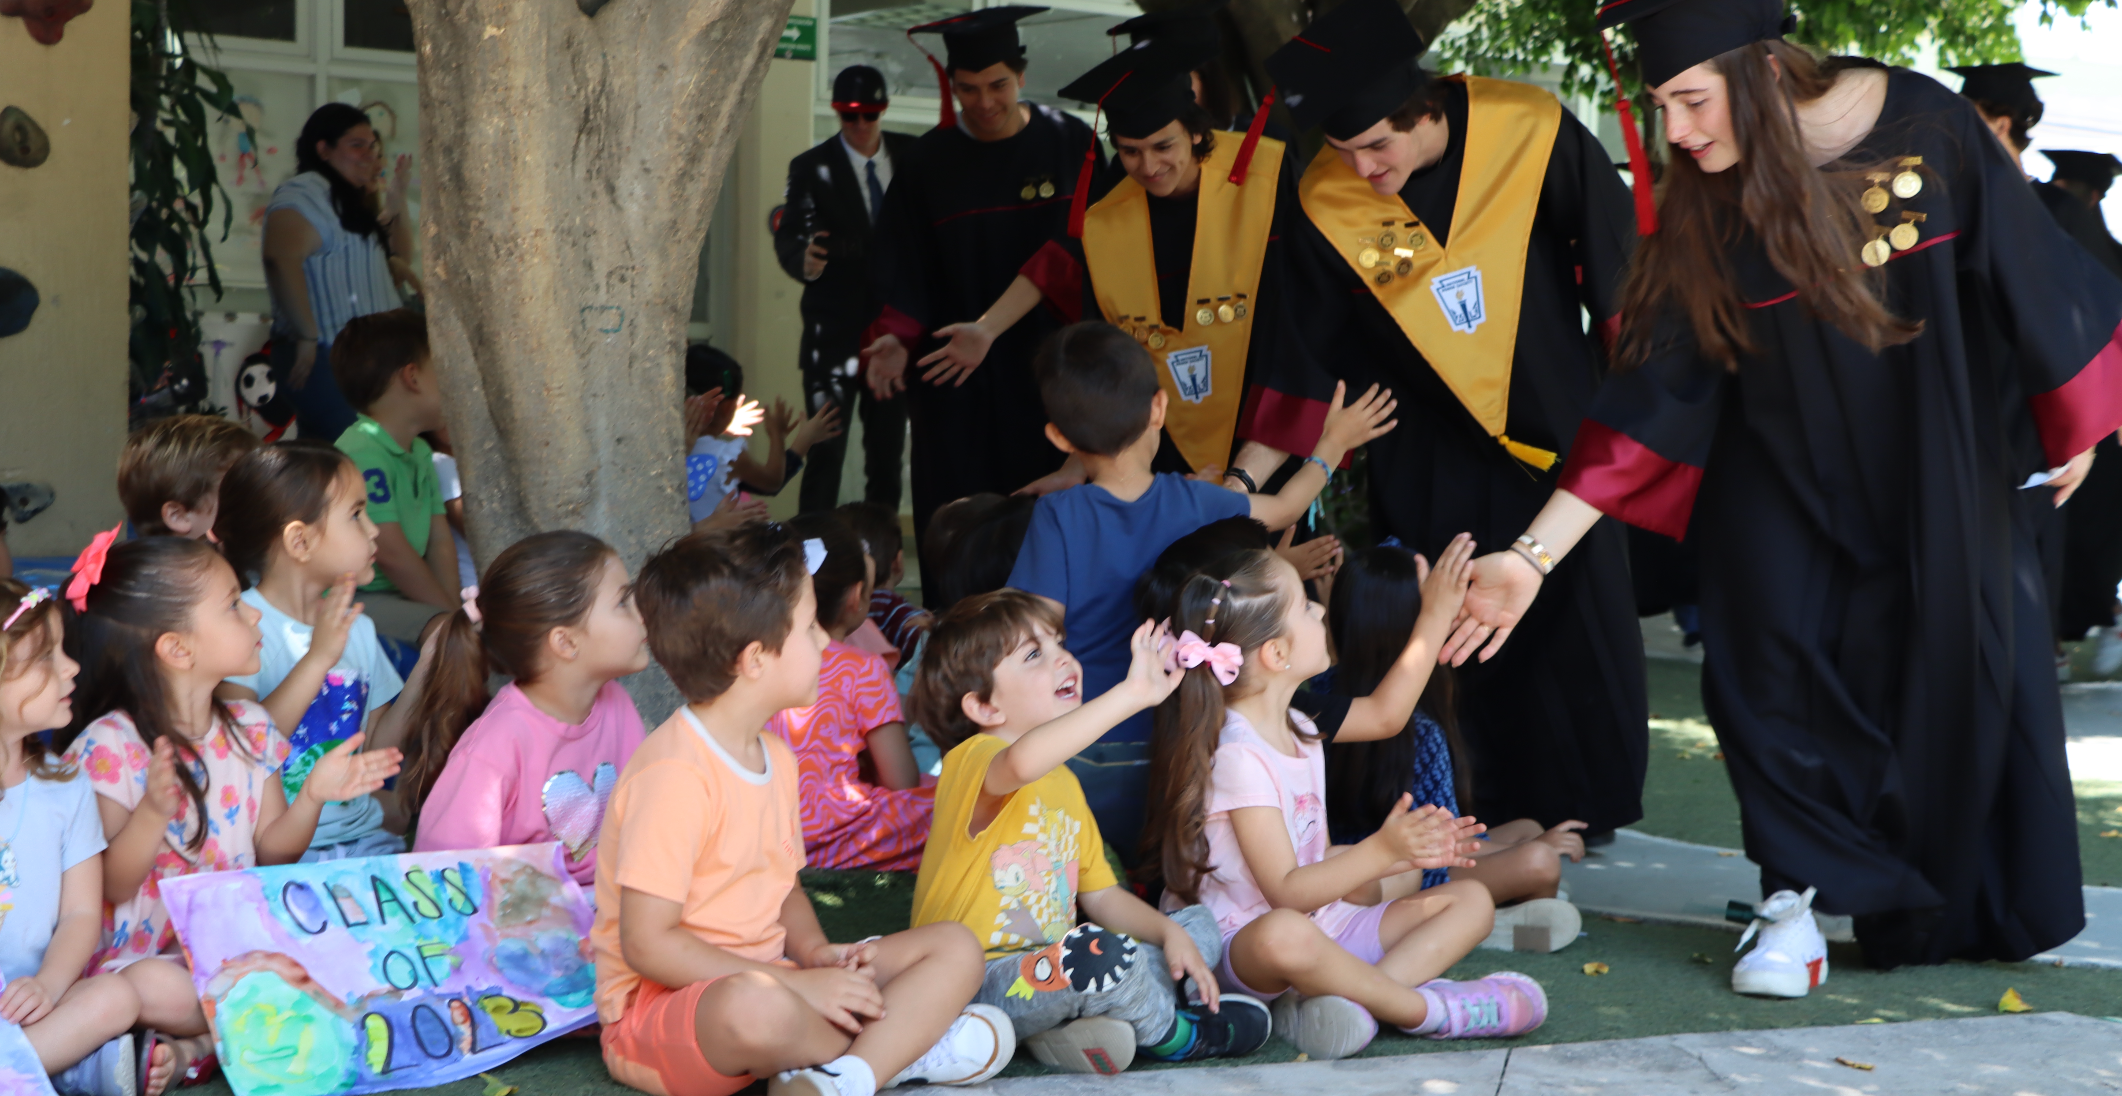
[{"xmin": 838, "ymin": 110, "xmax": 882, "ymax": 122}]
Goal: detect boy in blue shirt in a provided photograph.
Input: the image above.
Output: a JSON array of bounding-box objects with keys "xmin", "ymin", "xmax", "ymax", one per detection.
[{"xmin": 1007, "ymin": 321, "xmax": 1398, "ymax": 857}]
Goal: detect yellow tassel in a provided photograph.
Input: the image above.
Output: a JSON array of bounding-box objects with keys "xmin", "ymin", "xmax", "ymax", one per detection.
[{"xmin": 1499, "ymin": 435, "xmax": 1558, "ymax": 471}]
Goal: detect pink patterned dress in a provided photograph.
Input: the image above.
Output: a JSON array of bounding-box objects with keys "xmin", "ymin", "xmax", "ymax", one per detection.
[
  {"xmin": 64, "ymin": 702, "xmax": 291, "ymax": 972},
  {"xmin": 767, "ymin": 641, "xmax": 934, "ymax": 871}
]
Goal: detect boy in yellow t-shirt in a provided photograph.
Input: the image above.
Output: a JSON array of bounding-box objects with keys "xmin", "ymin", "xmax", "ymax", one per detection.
[{"xmin": 909, "ymin": 590, "xmax": 1272, "ymax": 1075}]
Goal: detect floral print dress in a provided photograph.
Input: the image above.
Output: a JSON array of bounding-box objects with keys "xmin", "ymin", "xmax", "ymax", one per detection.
[{"xmin": 64, "ymin": 701, "xmax": 290, "ymax": 972}]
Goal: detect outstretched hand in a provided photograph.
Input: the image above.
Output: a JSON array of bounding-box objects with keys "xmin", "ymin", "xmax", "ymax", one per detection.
[
  {"xmin": 1317, "ymin": 381, "xmax": 1399, "ymax": 457},
  {"xmin": 863, "ymin": 335, "xmax": 909, "ymax": 399},
  {"xmin": 918, "ymin": 320, "xmax": 996, "ymax": 387},
  {"xmin": 1438, "ymin": 550, "xmax": 1541, "ymax": 667},
  {"xmin": 1120, "ymin": 619, "xmax": 1184, "ymax": 708}
]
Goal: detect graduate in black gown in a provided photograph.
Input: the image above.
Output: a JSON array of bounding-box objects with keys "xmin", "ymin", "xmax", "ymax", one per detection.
[
  {"xmin": 862, "ymin": 6, "xmax": 1104, "ymax": 546},
  {"xmin": 1233, "ymin": 0, "xmax": 1647, "ymax": 837},
  {"xmin": 1449, "ymin": 0, "xmax": 2122, "ymax": 968}
]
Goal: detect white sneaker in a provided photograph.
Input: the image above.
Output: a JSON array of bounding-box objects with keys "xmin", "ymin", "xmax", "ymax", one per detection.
[
  {"xmin": 1269, "ymin": 992, "xmax": 1376, "ymax": 1060},
  {"xmin": 888, "ymin": 1003, "xmax": 1015, "ymax": 1087},
  {"xmin": 1023, "ymin": 1016, "xmax": 1134, "ymax": 1075},
  {"xmin": 1479, "ymin": 898, "xmax": 1582, "ymax": 953},
  {"xmin": 2094, "ymin": 626, "xmax": 2122, "ymax": 678},
  {"xmin": 52, "ymin": 1034, "xmax": 137, "ymax": 1096},
  {"xmin": 1731, "ymin": 887, "xmax": 1828, "ymax": 998}
]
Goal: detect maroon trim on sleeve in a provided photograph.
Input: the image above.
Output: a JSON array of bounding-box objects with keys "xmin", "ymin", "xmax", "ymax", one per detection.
[
  {"xmin": 2030, "ymin": 317, "xmax": 2122, "ymax": 468},
  {"xmin": 1595, "ymin": 313, "xmax": 1621, "ymax": 353},
  {"xmin": 1556, "ymin": 418, "xmax": 1701, "ymax": 541},
  {"xmin": 1020, "ymin": 240, "xmax": 1085, "ymax": 325},
  {"xmin": 1236, "ymin": 385, "xmax": 1332, "ymax": 461},
  {"xmin": 861, "ymin": 305, "xmax": 925, "ymax": 364}
]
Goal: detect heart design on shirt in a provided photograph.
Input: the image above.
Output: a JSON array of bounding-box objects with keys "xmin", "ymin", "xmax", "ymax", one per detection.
[{"xmin": 541, "ymin": 763, "xmax": 617, "ymax": 861}]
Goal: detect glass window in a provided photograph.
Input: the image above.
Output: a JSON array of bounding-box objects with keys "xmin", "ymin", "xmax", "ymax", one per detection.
[
  {"xmin": 1016, "ymin": 8, "xmax": 1119, "ymax": 107},
  {"xmin": 344, "ymin": 0, "xmax": 415, "ymax": 53},
  {"xmin": 194, "ymin": 0, "xmax": 299, "ymax": 43}
]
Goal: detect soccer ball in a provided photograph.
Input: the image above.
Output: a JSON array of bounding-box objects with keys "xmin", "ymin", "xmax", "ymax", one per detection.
[{"xmin": 237, "ymin": 359, "xmax": 277, "ymax": 410}]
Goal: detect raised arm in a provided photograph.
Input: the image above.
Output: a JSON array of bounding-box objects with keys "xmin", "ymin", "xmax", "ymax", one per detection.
[
  {"xmin": 1249, "ymin": 381, "xmax": 1398, "ymax": 531},
  {"xmin": 1441, "ymin": 489, "xmax": 1604, "ymax": 667},
  {"xmin": 983, "ymin": 620, "xmax": 1177, "ymax": 797}
]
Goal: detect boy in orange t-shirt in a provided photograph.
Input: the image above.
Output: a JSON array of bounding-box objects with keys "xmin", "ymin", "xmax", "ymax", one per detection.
[{"xmin": 593, "ymin": 524, "xmax": 1008, "ymax": 1096}]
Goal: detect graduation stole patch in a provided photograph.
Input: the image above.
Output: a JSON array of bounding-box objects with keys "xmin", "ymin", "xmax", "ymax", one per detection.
[
  {"xmin": 1083, "ymin": 136, "xmax": 1286, "ymax": 473},
  {"xmin": 1299, "ymin": 75, "xmax": 1561, "ymax": 469}
]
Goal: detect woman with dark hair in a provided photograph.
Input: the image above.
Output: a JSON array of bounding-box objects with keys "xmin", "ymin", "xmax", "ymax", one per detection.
[
  {"xmin": 1448, "ymin": 0, "xmax": 2122, "ymax": 980},
  {"xmin": 261, "ymin": 102, "xmax": 412, "ymax": 440}
]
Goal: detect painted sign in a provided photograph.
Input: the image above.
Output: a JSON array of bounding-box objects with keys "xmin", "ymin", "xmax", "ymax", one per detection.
[{"xmin": 161, "ymin": 844, "xmax": 595, "ymax": 1096}]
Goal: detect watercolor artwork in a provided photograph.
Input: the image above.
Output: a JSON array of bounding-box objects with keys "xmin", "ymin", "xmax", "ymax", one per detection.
[
  {"xmin": 0, "ymin": 996, "xmax": 55, "ymax": 1096},
  {"xmin": 160, "ymin": 844, "xmax": 594, "ymax": 1096}
]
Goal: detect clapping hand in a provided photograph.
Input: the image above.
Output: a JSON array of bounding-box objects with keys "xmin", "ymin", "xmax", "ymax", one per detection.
[
  {"xmin": 1373, "ymin": 794, "xmax": 1484, "ymax": 872},
  {"xmin": 142, "ymin": 737, "xmax": 187, "ymax": 822},
  {"xmin": 725, "ymin": 395, "xmax": 767, "ymax": 438},
  {"xmin": 790, "ymin": 402, "xmax": 845, "ymax": 457},
  {"xmin": 299, "ymin": 733, "xmax": 402, "ymax": 808}
]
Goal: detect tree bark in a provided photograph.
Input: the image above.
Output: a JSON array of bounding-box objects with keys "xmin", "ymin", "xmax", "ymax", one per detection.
[{"xmin": 406, "ymin": 0, "xmax": 791, "ymax": 567}]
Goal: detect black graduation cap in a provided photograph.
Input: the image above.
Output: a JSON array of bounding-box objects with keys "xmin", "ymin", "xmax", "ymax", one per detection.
[
  {"xmin": 1263, "ymin": 0, "xmax": 1429, "ymax": 141},
  {"xmin": 1108, "ymin": 0, "xmax": 1225, "ymax": 70},
  {"xmin": 1060, "ymin": 43, "xmax": 1198, "ymax": 140},
  {"xmin": 1949, "ymin": 63, "xmax": 2055, "ymax": 127},
  {"xmin": 909, "ymin": 5, "xmax": 1047, "ymax": 127},
  {"xmin": 1594, "ymin": 0, "xmax": 1794, "ymax": 89},
  {"xmin": 2046, "ymin": 149, "xmax": 2122, "ymax": 188},
  {"xmin": 831, "ymin": 65, "xmax": 889, "ymax": 111}
]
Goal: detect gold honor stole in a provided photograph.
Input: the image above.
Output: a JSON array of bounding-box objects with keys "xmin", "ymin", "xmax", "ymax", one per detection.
[
  {"xmin": 1081, "ymin": 135, "xmax": 1286, "ymax": 473},
  {"xmin": 1299, "ymin": 75, "xmax": 1562, "ymax": 470}
]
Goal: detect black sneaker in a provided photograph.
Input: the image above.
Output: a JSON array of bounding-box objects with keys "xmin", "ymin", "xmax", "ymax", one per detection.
[{"xmin": 1144, "ymin": 994, "xmax": 1272, "ymax": 1061}]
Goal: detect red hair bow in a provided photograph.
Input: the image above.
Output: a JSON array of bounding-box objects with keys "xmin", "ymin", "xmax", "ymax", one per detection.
[{"xmin": 65, "ymin": 524, "xmax": 125, "ymax": 613}]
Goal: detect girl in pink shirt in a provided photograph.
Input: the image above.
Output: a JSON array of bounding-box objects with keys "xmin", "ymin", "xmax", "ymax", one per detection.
[
  {"xmin": 1142, "ymin": 546, "xmax": 1545, "ymax": 1060},
  {"xmin": 406, "ymin": 532, "xmax": 649, "ymax": 885}
]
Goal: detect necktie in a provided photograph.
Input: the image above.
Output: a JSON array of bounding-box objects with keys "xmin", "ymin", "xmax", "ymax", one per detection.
[{"xmin": 866, "ymin": 159, "xmax": 885, "ymax": 224}]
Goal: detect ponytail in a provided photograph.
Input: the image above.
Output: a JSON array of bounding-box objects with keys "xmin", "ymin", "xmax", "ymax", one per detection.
[
  {"xmin": 1137, "ymin": 549, "xmax": 1298, "ymax": 901},
  {"xmin": 396, "ymin": 531, "xmax": 615, "ymax": 816}
]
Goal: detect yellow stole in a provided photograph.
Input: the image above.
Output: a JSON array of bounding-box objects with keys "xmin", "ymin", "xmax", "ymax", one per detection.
[
  {"xmin": 1299, "ymin": 75, "xmax": 1561, "ymax": 469},
  {"xmin": 1081, "ymin": 135, "xmax": 1286, "ymax": 473}
]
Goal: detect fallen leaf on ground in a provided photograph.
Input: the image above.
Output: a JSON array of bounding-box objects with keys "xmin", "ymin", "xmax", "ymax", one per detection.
[
  {"xmin": 2100, "ymin": 830, "xmax": 2122, "ymax": 838},
  {"xmin": 480, "ymin": 1075, "xmax": 517, "ymax": 1096},
  {"xmin": 1712, "ymin": 751, "xmax": 1726, "ymax": 760},
  {"xmin": 1999, "ymin": 988, "xmax": 2032, "ymax": 1013},
  {"xmin": 1582, "ymin": 962, "xmax": 1610, "ymax": 976},
  {"xmin": 1689, "ymin": 953, "xmax": 1714, "ymax": 964},
  {"xmin": 1717, "ymin": 850, "xmax": 1742, "ymax": 857},
  {"xmin": 1293, "ymin": 1053, "xmax": 1310, "ymax": 1063},
  {"xmin": 1835, "ymin": 1057, "xmax": 1875, "ymax": 1071},
  {"xmin": 1855, "ymin": 1018, "xmax": 1886, "ymax": 1024}
]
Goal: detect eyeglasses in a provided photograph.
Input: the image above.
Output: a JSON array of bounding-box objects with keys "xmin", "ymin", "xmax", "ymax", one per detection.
[{"xmin": 838, "ymin": 110, "xmax": 882, "ymax": 122}]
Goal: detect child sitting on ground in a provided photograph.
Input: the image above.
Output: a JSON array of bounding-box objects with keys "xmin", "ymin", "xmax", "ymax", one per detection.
[
  {"xmin": 909, "ymin": 590, "xmax": 1270, "ymax": 1075},
  {"xmin": 116, "ymin": 414, "xmax": 258, "ymax": 539},
  {"xmin": 765, "ymin": 514, "xmax": 932, "ymax": 872},
  {"xmin": 59, "ymin": 535, "xmax": 400, "ymax": 1086},
  {"xmin": 407, "ymin": 531, "xmax": 649, "ymax": 887},
  {"xmin": 597, "ymin": 523, "xmax": 1007, "ymax": 1096},
  {"xmin": 1007, "ymin": 321, "xmax": 1397, "ymax": 857},
  {"xmin": 0, "ymin": 579, "xmax": 174, "ymax": 1096},
  {"xmin": 214, "ymin": 441, "xmax": 434, "ymax": 856},
  {"xmin": 1324, "ymin": 546, "xmax": 1585, "ymax": 952},
  {"xmin": 1143, "ymin": 547, "xmax": 1546, "ymax": 1060},
  {"xmin": 684, "ymin": 346, "xmax": 841, "ymax": 530},
  {"xmin": 838, "ymin": 501, "xmax": 929, "ymax": 664},
  {"xmin": 329, "ymin": 309, "xmax": 459, "ymax": 642}
]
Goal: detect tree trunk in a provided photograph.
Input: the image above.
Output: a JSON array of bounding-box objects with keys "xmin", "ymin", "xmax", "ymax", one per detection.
[{"xmin": 406, "ymin": 0, "xmax": 793, "ymax": 710}]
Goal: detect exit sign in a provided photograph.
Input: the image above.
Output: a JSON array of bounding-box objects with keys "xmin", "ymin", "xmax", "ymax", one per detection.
[{"xmin": 775, "ymin": 15, "xmax": 817, "ymax": 61}]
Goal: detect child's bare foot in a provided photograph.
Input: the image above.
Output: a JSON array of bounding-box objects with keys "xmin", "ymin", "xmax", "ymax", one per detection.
[
  {"xmin": 143, "ymin": 1039, "xmax": 177, "ymax": 1096},
  {"xmin": 147, "ymin": 1033, "xmax": 212, "ymax": 1095}
]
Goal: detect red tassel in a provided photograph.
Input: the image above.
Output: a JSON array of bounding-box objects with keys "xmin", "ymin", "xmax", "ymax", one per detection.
[
  {"xmin": 1067, "ymin": 145, "xmax": 1097, "ymax": 237},
  {"xmin": 1601, "ymin": 33, "xmax": 1657, "ymax": 235},
  {"xmin": 1229, "ymin": 89, "xmax": 1274, "ymax": 186},
  {"xmin": 912, "ymin": 33, "xmax": 956, "ymax": 129}
]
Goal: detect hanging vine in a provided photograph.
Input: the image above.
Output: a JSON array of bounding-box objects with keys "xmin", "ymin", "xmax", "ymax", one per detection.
[{"xmin": 128, "ymin": 0, "xmax": 246, "ymax": 424}]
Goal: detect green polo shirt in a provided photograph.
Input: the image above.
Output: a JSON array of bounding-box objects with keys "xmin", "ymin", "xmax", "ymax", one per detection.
[{"xmin": 335, "ymin": 414, "xmax": 444, "ymax": 595}]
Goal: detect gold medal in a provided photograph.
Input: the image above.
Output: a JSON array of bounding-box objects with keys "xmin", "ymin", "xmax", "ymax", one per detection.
[
  {"xmin": 1892, "ymin": 157, "xmax": 1923, "ymax": 199},
  {"xmin": 1217, "ymin": 303, "xmax": 1236, "ymax": 323},
  {"xmin": 1232, "ymin": 302, "xmax": 1248, "ymax": 320},
  {"xmin": 1409, "ymin": 231, "xmax": 1426, "ymax": 249},
  {"xmin": 1358, "ymin": 247, "xmax": 1381, "ymax": 269},
  {"xmin": 1395, "ymin": 258, "xmax": 1414, "ymax": 276},
  {"xmin": 1374, "ymin": 270, "xmax": 1394, "ymax": 286},
  {"xmin": 1861, "ymin": 172, "xmax": 1891, "ymax": 213},
  {"xmin": 1861, "ymin": 237, "xmax": 1891, "ymax": 267},
  {"xmin": 1038, "ymin": 181, "xmax": 1056, "ymax": 199},
  {"xmin": 1147, "ymin": 331, "xmax": 1166, "ymax": 349},
  {"xmin": 1020, "ymin": 184, "xmax": 1036, "ymax": 200},
  {"xmin": 1195, "ymin": 307, "xmax": 1216, "ymax": 326},
  {"xmin": 1890, "ymin": 210, "xmax": 1926, "ymax": 251},
  {"xmin": 1377, "ymin": 230, "xmax": 1396, "ymax": 248}
]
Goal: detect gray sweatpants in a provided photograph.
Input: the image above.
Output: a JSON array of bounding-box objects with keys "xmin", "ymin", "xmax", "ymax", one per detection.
[{"xmin": 974, "ymin": 904, "xmax": 1222, "ymax": 1044}]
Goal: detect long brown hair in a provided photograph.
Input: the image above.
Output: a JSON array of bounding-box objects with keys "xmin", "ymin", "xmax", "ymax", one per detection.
[
  {"xmin": 1139, "ymin": 549, "xmax": 1309, "ymax": 902},
  {"xmin": 60, "ymin": 538, "xmax": 247, "ymax": 850},
  {"xmin": 398, "ymin": 531, "xmax": 616, "ymax": 813},
  {"xmin": 0, "ymin": 578, "xmax": 72, "ymax": 789},
  {"xmin": 1616, "ymin": 40, "xmax": 1921, "ymax": 368},
  {"xmin": 214, "ymin": 440, "xmax": 358, "ymax": 585}
]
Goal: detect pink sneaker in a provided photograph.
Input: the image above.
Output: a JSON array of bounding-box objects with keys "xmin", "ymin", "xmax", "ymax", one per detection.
[{"xmin": 1413, "ymin": 972, "xmax": 1548, "ymax": 1039}]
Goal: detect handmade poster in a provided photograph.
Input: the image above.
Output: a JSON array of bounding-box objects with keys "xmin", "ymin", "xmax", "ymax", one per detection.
[
  {"xmin": 161, "ymin": 844, "xmax": 594, "ymax": 1096},
  {"xmin": 0, "ymin": 998, "xmax": 56, "ymax": 1096}
]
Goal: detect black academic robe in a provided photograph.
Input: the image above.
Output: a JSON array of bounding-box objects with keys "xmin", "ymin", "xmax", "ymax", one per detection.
[
  {"xmin": 1271, "ymin": 81, "xmax": 1648, "ymax": 835},
  {"xmin": 2037, "ymin": 181, "xmax": 2122, "ymax": 640},
  {"xmin": 868, "ymin": 105, "xmax": 1104, "ymax": 543},
  {"xmin": 1018, "ymin": 149, "xmax": 1319, "ymax": 476},
  {"xmin": 1559, "ymin": 68, "xmax": 2122, "ymax": 966}
]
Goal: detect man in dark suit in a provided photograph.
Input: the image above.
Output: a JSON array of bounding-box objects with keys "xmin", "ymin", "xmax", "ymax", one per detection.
[{"xmin": 775, "ymin": 65, "xmax": 917, "ymax": 513}]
